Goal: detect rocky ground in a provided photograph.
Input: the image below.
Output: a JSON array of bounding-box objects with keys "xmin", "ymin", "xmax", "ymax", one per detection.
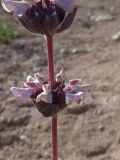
[{"xmin": 1, "ymin": 0, "xmax": 120, "ymax": 160}]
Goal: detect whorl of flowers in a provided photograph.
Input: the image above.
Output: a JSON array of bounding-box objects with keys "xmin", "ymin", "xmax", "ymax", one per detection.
[
  {"xmin": 11, "ymin": 69, "xmax": 92, "ymax": 117},
  {"xmin": 2, "ymin": 0, "xmax": 77, "ymax": 35}
]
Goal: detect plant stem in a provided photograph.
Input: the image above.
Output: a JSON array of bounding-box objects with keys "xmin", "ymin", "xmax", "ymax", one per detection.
[
  {"xmin": 51, "ymin": 115, "xmax": 58, "ymax": 160},
  {"xmin": 46, "ymin": 35, "xmax": 58, "ymax": 160}
]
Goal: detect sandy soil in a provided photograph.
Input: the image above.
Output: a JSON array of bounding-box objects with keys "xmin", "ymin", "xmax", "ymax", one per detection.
[{"xmin": 1, "ymin": 0, "xmax": 120, "ymax": 160}]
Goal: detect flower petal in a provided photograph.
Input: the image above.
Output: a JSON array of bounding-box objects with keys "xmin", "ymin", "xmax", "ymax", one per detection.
[
  {"xmin": 74, "ymin": 92, "xmax": 84, "ymax": 104},
  {"xmin": 13, "ymin": 2, "xmax": 29, "ymax": 17},
  {"xmin": 55, "ymin": 0, "xmax": 75, "ymax": 12},
  {"xmin": 36, "ymin": 92, "xmax": 52, "ymax": 103},
  {"xmin": 24, "ymin": 81, "xmax": 41, "ymax": 90},
  {"xmin": 10, "ymin": 87, "xmax": 34, "ymax": 102},
  {"xmin": 26, "ymin": 75, "xmax": 35, "ymax": 82},
  {"xmin": 2, "ymin": 0, "xmax": 29, "ymax": 16},
  {"xmin": 65, "ymin": 92, "xmax": 74, "ymax": 105},
  {"xmin": 2, "ymin": 0, "xmax": 16, "ymax": 12},
  {"xmin": 42, "ymin": 84, "xmax": 51, "ymax": 93},
  {"xmin": 69, "ymin": 79, "xmax": 81, "ymax": 85},
  {"xmin": 34, "ymin": 73, "xmax": 48, "ymax": 83},
  {"xmin": 63, "ymin": 85, "xmax": 72, "ymax": 92},
  {"xmin": 77, "ymin": 84, "xmax": 92, "ymax": 92},
  {"xmin": 63, "ymin": 85, "xmax": 76, "ymax": 93}
]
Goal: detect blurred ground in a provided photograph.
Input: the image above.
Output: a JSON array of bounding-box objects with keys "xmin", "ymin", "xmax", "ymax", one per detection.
[{"xmin": 1, "ymin": 0, "xmax": 120, "ymax": 160}]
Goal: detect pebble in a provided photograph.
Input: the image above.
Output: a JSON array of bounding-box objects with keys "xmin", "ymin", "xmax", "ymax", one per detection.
[
  {"xmin": 90, "ymin": 14, "xmax": 115, "ymax": 22},
  {"xmin": 98, "ymin": 125, "xmax": 105, "ymax": 131},
  {"xmin": 19, "ymin": 135, "xmax": 27, "ymax": 141},
  {"xmin": 97, "ymin": 109, "xmax": 104, "ymax": 115},
  {"xmin": 111, "ymin": 31, "xmax": 120, "ymax": 41},
  {"xmin": 71, "ymin": 48, "xmax": 90, "ymax": 54},
  {"xmin": 60, "ymin": 48, "xmax": 70, "ymax": 57}
]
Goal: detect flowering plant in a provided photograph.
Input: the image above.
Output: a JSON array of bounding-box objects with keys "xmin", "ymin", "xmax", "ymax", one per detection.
[{"xmin": 1, "ymin": 0, "xmax": 92, "ymax": 159}]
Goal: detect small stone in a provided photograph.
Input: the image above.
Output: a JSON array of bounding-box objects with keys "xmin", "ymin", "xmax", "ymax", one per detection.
[
  {"xmin": 90, "ymin": 14, "xmax": 115, "ymax": 22},
  {"xmin": 60, "ymin": 48, "xmax": 70, "ymax": 57},
  {"xmin": 97, "ymin": 110, "xmax": 104, "ymax": 115},
  {"xmin": 36, "ymin": 154, "xmax": 43, "ymax": 159},
  {"xmin": 71, "ymin": 48, "xmax": 90, "ymax": 54},
  {"xmin": 112, "ymin": 31, "xmax": 120, "ymax": 41},
  {"xmin": 19, "ymin": 135, "xmax": 27, "ymax": 141},
  {"xmin": 72, "ymin": 48, "xmax": 79, "ymax": 54},
  {"xmin": 98, "ymin": 125, "xmax": 105, "ymax": 131}
]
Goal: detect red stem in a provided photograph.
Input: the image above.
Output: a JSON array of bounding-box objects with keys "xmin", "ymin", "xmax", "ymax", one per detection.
[
  {"xmin": 46, "ymin": 35, "xmax": 58, "ymax": 160},
  {"xmin": 51, "ymin": 115, "xmax": 58, "ymax": 160}
]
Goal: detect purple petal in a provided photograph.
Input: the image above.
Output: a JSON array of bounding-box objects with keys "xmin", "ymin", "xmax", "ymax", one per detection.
[
  {"xmin": 2, "ymin": 0, "xmax": 29, "ymax": 16},
  {"xmin": 63, "ymin": 85, "xmax": 71, "ymax": 92},
  {"xmin": 2, "ymin": 0, "xmax": 17, "ymax": 12},
  {"xmin": 34, "ymin": 73, "xmax": 48, "ymax": 83},
  {"xmin": 55, "ymin": 0, "xmax": 75, "ymax": 12},
  {"xmin": 74, "ymin": 92, "xmax": 84, "ymax": 104},
  {"xmin": 65, "ymin": 93, "xmax": 74, "ymax": 105},
  {"xmin": 14, "ymin": 2, "xmax": 29, "ymax": 17},
  {"xmin": 24, "ymin": 81, "xmax": 42, "ymax": 90},
  {"xmin": 69, "ymin": 79, "xmax": 81, "ymax": 85},
  {"xmin": 77, "ymin": 84, "xmax": 92, "ymax": 92},
  {"xmin": 63, "ymin": 85, "xmax": 77, "ymax": 93},
  {"xmin": 51, "ymin": 0, "xmax": 75, "ymax": 12},
  {"xmin": 10, "ymin": 87, "xmax": 35, "ymax": 102}
]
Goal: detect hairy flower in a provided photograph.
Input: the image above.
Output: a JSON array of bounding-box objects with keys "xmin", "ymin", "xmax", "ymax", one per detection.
[
  {"xmin": 2, "ymin": 0, "xmax": 77, "ymax": 35},
  {"xmin": 11, "ymin": 69, "xmax": 92, "ymax": 117}
]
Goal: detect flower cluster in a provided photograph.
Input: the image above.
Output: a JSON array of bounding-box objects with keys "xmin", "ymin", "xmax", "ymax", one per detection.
[
  {"xmin": 11, "ymin": 69, "xmax": 92, "ymax": 117},
  {"xmin": 2, "ymin": 0, "xmax": 77, "ymax": 35}
]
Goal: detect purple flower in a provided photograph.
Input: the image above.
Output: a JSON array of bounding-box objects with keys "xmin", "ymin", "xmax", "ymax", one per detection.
[
  {"xmin": 10, "ymin": 69, "xmax": 92, "ymax": 117},
  {"xmin": 11, "ymin": 73, "xmax": 48, "ymax": 101},
  {"xmin": 10, "ymin": 87, "xmax": 35, "ymax": 102},
  {"xmin": 11, "ymin": 69, "xmax": 92, "ymax": 106},
  {"xmin": 2, "ymin": 0, "xmax": 77, "ymax": 35}
]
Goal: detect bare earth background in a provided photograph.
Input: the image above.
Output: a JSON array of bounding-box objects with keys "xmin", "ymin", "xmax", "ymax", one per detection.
[{"xmin": 1, "ymin": 0, "xmax": 120, "ymax": 160}]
